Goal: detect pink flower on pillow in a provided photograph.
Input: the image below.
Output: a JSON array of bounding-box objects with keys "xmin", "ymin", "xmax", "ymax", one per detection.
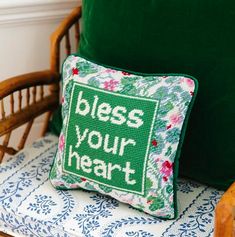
[
  {"xmin": 104, "ymin": 79, "xmax": 119, "ymax": 91},
  {"xmin": 70, "ymin": 184, "xmax": 79, "ymax": 189},
  {"xmin": 185, "ymin": 78, "xmax": 194, "ymax": 88},
  {"xmin": 160, "ymin": 161, "xmax": 173, "ymax": 177},
  {"xmin": 105, "ymin": 69, "xmax": 116, "ymax": 73},
  {"xmin": 59, "ymin": 134, "xmax": 65, "ymax": 151},
  {"xmin": 170, "ymin": 113, "xmax": 182, "ymax": 125}
]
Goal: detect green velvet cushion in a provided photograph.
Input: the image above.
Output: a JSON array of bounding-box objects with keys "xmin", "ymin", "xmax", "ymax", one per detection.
[{"xmin": 77, "ymin": 0, "xmax": 235, "ymax": 190}]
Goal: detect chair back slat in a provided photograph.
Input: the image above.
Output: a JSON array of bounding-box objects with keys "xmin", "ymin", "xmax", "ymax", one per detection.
[
  {"xmin": 40, "ymin": 85, "xmax": 44, "ymax": 100},
  {"xmin": 32, "ymin": 86, "xmax": 37, "ymax": 104},
  {"xmin": 1, "ymin": 99, "xmax": 6, "ymax": 119},
  {"xmin": 10, "ymin": 94, "xmax": 14, "ymax": 114},
  {"xmin": 75, "ymin": 21, "xmax": 80, "ymax": 49},
  {"xmin": 18, "ymin": 90, "xmax": 22, "ymax": 111},
  {"xmin": 26, "ymin": 88, "xmax": 30, "ymax": 106},
  {"xmin": 65, "ymin": 31, "xmax": 71, "ymax": 56}
]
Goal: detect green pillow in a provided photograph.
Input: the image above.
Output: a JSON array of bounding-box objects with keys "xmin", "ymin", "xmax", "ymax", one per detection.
[
  {"xmin": 49, "ymin": 55, "xmax": 198, "ymax": 219},
  {"xmin": 77, "ymin": 0, "xmax": 235, "ymax": 190}
]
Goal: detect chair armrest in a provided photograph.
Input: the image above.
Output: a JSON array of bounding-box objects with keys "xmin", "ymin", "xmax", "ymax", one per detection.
[
  {"xmin": 215, "ymin": 181, "xmax": 235, "ymax": 237},
  {"xmin": 0, "ymin": 70, "xmax": 59, "ymax": 99},
  {"xmin": 0, "ymin": 70, "xmax": 60, "ymax": 160}
]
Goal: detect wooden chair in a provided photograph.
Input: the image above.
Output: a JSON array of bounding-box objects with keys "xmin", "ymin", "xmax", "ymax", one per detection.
[{"xmin": 0, "ymin": 6, "xmax": 234, "ymax": 237}]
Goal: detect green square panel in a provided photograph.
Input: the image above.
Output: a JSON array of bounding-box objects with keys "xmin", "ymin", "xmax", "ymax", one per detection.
[{"xmin": 63, "ymin": 83, "xmax": 159, "ymax": 195}]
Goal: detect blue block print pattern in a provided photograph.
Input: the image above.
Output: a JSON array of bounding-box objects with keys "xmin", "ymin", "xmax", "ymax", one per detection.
[
  {"xmin": 0, "ymin": 134, "xmax": 224, "ymax": 237},
  {"xmin": 27, "ymin": 195, "xmax": 57, "ymax": 215}
]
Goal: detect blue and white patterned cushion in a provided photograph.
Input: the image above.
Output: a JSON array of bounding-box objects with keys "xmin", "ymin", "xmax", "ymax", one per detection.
[{"xmin": 0, "ymin": 134, "xmax": 224, "ymax": 237}]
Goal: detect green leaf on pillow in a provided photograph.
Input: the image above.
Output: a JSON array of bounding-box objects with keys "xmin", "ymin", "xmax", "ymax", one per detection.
[
  {"xmin": 119, "ymin": 84, "xmax": 137, "ymax": 94},
  {"xmin": 153, "ymin": 86, "xmax": 169, "ymax": 100},
  {"xmin": 172, "ymin": 86, "xmax": 183, "ymax": 93},
  {"xmin": 121, "ymin": 76, "xmax": 138, "ymax": 85},
  {"xmin": 146, "ymin": 178, "xmax": 153, "ymax": 191},
  {"xmin": 62, "ymin": 175, "xmax": 76, "ymax": 184},
  {"xmin": 149, "ymin": 197, "xmax": 165, "ymax": 211},
  {"xmin": 166, "ymin": 128, "xmax": 180, "ymax": 144},
  {"xmin": 85, "ymin": 183, "xmax": 96, "ymax": 191},
  {"xmin": 76, "ymin": 61, "xmax": 98, "ymax": 77},
  {"xmin": 155, "ymin": 119, "xmax": 167, "ymax": 132},
  {"xmin": 88, "ymin": 77, "xmax": 100, "ymax": 87},
  {"xmin": 166, "ymin": 185, "xmax": 173, "ymax": 194},
  {"xmin": 158, "ymin": 102, "xmax": 174, "ymax": 116},
  {"xmin": 99, "ymin": 184, "xmax": 113, "ymax": 193},
  {"xmin": 165, "ymin": 77, "xmax": 177, "ymax": 84},
  {"xmin": 165, "ymin": 146, "xmax": 172, "ymax": 157},
  {"xmin": 180, "ymin": 91, "xmax": 191, "ymax": 102},
  {"xmin": 168, "ymin": 93, "xmax": 179, "ymax": 102}
]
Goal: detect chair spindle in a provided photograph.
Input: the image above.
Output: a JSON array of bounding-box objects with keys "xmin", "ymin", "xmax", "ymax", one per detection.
[
  {"xmin": 32, "ymin": 86, "xmax": 37, "ymax": 104},
  {"xmin": 27, "ymin": 88, "xmax": 30, "ymax": 106},
  {"xmin": 40, "ymin": 85, "xmax": 44, "ymax": 100},
  {"xmin": 65, "ymin": 31, "xmax": 71, "ymax": 56},
  {"xmin": 0, "ymin": 100, "xmax": 6, "ymax": 119},
  {"xmin": 75, "ymin": 21, "xmax": 80, "ymax": 48},
  {"xmin": 10, "ymin": 94, "xmax": 14, "ymax": 114},
  {"xmin": 18, "ymin": 90, "xmax": 22, "ymax": 111}
]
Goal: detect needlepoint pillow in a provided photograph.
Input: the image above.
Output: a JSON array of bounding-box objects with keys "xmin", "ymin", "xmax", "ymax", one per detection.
[{"xmin": 49, "ymin": 55, "xmax": 198, "ymax": 219}]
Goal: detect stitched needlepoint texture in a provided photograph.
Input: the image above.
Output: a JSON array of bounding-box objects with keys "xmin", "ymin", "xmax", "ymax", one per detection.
[{"xmin": 50, "ymin": 55, "xmax": 198, "ymax": 219}]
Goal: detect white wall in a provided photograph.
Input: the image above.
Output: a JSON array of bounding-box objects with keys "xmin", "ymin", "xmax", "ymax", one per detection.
[{"xmin": 0, "ymin": 0, "xmax": 81, "ymax": 147}]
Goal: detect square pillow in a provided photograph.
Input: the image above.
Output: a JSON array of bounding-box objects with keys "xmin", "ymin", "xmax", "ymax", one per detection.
[{"xmin": 49, "ymin": 55, "xmax": 198, "ymax": 219}]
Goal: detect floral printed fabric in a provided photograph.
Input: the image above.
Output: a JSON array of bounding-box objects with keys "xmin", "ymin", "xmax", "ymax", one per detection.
[
  {"xmin": 49, "ymin": 55, "xmax": 198, "ymax": 219},
  {"xmin": 0, "ymin": 135, "xmax": 223, "ymax": 237}
]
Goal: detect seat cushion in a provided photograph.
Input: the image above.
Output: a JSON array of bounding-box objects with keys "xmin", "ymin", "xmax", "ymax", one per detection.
[{"xmin": 0, "ymin": 134, "xmax": 224, "ymax": 237}]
